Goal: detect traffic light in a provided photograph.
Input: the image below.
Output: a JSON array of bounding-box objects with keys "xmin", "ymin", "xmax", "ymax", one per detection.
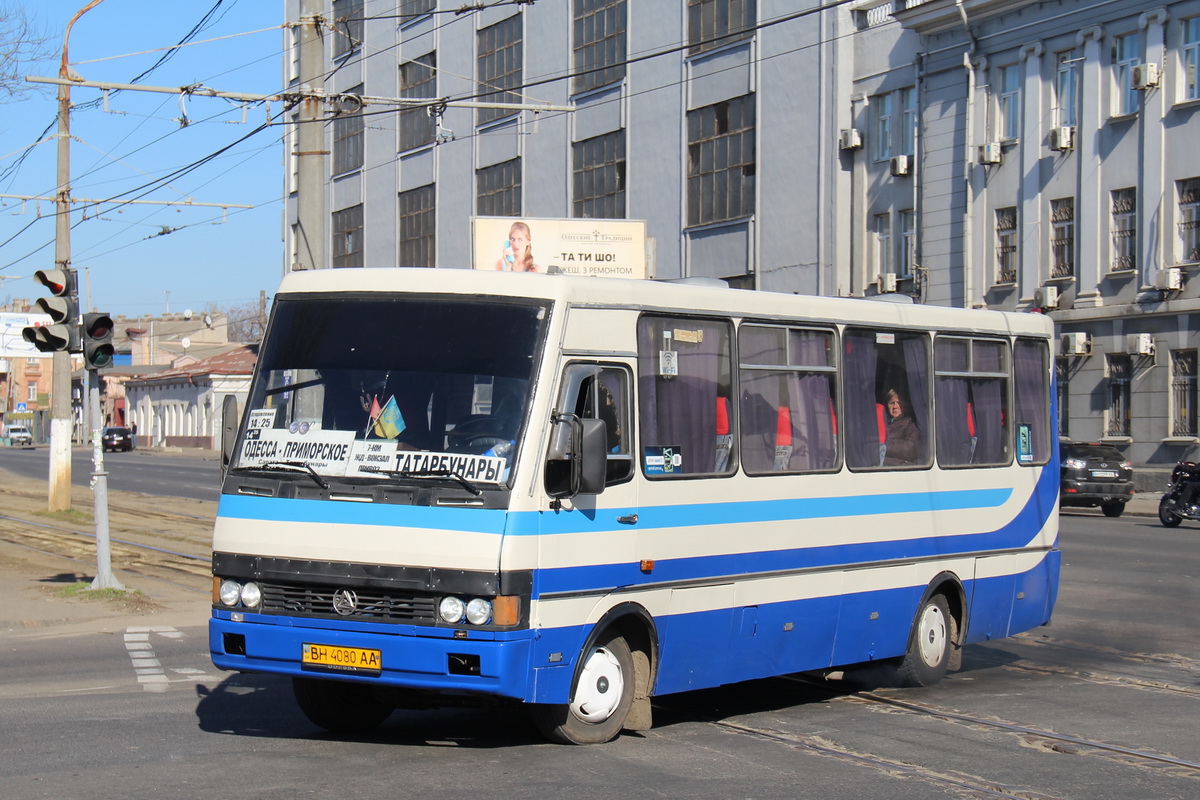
[
  {"xmin": 22, "ymin": 268, "xmax": 80, "ymax": 353},
  {"xmin": 81, "ymin": 312, "xmax": 115, "ymax": 370}
]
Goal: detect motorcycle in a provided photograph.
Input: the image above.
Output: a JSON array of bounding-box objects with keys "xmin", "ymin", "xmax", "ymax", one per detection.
[{"xmin": 1158, "ymin": 461, "xmax": 1200, "ymax": 527}]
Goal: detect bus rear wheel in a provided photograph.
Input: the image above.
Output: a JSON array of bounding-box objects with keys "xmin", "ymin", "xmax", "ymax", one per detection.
[
  {"xmin": 292, "ymin": 676, "xmax": 392, "ymax": 733},
  {"xmin": 530, "ymin": 631, "xmax": 634, "ymax": 745},
  {"xmin": 896, "ymin": 594, "xmax": 952, "ymax": 687}
]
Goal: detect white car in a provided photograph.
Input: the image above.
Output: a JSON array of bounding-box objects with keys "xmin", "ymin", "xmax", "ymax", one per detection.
[{"xmin": 5, "ymin": 425, "xmax": 33, "ymax": 446}]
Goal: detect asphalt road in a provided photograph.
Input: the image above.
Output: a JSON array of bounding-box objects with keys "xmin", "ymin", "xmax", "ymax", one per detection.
[
  {"xmin": 0, "ymin": 446, "xmax": 221, "ymax": 502},
  {"xmin": 1, "ymin": 510, "xmax": 1198, "ymax": 799}
]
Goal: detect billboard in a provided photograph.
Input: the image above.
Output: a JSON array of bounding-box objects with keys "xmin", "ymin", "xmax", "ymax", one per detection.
[
  {"xmin": 472, "ymin": 217, "xmax": 647, "ymax": 279},
  {"xmin": 0, "ymin": 312, "xmax": 52, "ymax": 359}
]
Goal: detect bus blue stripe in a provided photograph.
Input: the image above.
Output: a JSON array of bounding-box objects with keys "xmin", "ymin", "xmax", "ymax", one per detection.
[{"xmin": 217, "ymin": 494, "xmax": 509, "ymax": 533}]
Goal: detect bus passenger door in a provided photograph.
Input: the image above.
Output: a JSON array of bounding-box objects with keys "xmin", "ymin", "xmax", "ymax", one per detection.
[{"xmin": 540, "ymin": 361, "xmax": 639, "ymax": 590}]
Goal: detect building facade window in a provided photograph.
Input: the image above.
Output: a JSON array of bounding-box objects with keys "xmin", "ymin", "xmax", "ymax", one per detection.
[
  {"xmin": 1051, "ymin": 197, "xmax": 1076, "ymax": 278},
  {"xmin": 873, "ymin": 92, "xmax": 892, "ymax": 161},
  {"xmin": 332, "ymin": 204, "xmax": 364, "ymax": 269},
  {"xmin": 1114, "ymin": 33, "xmax": 1139, "ymax": 116},
  {"xmin": 399, "ymin": 52, "xmax": 437, "ymax": 152},
  {"xmin": 899, "ymin": 209, "xmax": 915, "ymax": 277},
  {"xmin": 27, "ymin": 384, "xmax": 37, "ymax": 402},
  {"xmin": 1055, "ymin": 358, "xmax": 1070, "ymax": 439},
  {"xmin": 332, "ymin": 0, "xmax": 363, "ymax": 60},
  {"xmin": 573, "ymin": 0, "xmax": 626, "ymax": 94},
  {"xmin": 477, "ymin": 158, "xmax": 522, "ymax": 216},
  {"xmin": 477, "ymin": 14, "xmax": 523, "ymax": 126},
  {"xmin": 686, "ymin": 94, "xmax": 756, "ymax": 226},
  {"xmin": 573, "ymin": 130, "xmax": 626, "ymax": 219},
  {"xmin": 1054, "ymin": 50, "xmax": 1079, "ymax": 127},
  {"xmin": 875, "ymin": 212, "xmax": 893, "ymax": 276},
  {"xmin": 1106, "ymin": 354, "xmax": 1132, "ymax": 437},
  {"xmin": 1179, "ymin": 178, "xmax": 1200, "ymax": 264},
  {"xmin": 1111, "ymin": 188, "xmax": 1137, "ymax": 271},
  {"xmin": 398, "ymin": 185, "xmax": 435, "ymax": 268},
  {"xmin": 1171, "ymin": 350, "xmax": 1198, "ymax": 437},
  {"xmin": 687, "ymin": 0, "xmax": 756, "ymax": 54},
  {"xmin": 1185, "ymin": 18, "xmax": 1200, "ymax": 102},
  {"xmin": 995, "ymin": 207, "xmax": 1017, "ymax": 284},
  {"xmin": 997, "ymin": 64, "xmax": 1021, "ymax": 140},
  {"xmin": 401, "ymin": 0, "xmax": 435, "ymax": 18},
  {"xmin": 332, "ymin": 84, "xmax": 364, "ymax": 175},
  {"xmin": 899, "ymin": 87, "xmax": 916, "ymax": 155}
]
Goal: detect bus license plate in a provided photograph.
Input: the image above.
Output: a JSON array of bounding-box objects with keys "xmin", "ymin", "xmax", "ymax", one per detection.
[{"xmin": 302, "ymin": 643, "xmax": 382, "ymax": 674}]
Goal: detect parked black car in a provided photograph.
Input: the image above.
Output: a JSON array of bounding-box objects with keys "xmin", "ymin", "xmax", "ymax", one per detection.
[
  {"xmin": 1059, "ymin": 441, "xmax": 1134, "ymax": 517},
  {"xmin": 101, "ymin": 426, "xmax": 134, "ymax": 452}
]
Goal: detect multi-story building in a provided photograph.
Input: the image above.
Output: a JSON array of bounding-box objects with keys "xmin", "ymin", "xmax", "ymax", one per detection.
[{"xmin": 282, "ymin": 0, "xmax": 1200, "ymax": 484}]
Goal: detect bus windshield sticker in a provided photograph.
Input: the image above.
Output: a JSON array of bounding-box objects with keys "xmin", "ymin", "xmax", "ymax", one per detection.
[
  {"xmin": 876, "ymin": 332, "xmax": 896, "ymax": 345},
  {"xmin": 644, "ymin": 445, "xmax": 682, "ymax": 475},
  {"xmin": 347, "ymin": 440, "xmax": 399, "ymax": 476},
  {"xmin": 247, "ymin": 408, "xmax": 277, "ymax": 430},
  {"xmin": 1017, "ymin": 424, "xmax": 1033, "ymax": 463}
]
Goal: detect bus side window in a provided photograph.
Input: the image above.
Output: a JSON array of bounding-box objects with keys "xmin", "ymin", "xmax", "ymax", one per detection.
[
  {"xmin": 844, "ymin": 329, "xmax": 931, "ymax": 470},
  {"xmin": 739, "ymin": 325, "xmax": 838, "ymax": 474},
  {"xmin": 935, "ymin": 337, "xmax": 1010, "ymax": 467},
  {"xmin": 546, "ymin": 364, "xmax": 633, "ymax": 495},
  {"xmin": 637, "ymin": 316, "xmax": 734, "ymax": 477}
]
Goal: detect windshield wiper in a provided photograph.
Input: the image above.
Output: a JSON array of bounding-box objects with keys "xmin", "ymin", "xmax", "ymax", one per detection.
[
  {"xmin": 379, "ymin": 468, "xmax": 482, "ymax": 496},
  {"xmin": 240, "ymin": 460, "xmax": 330, "ymax": 489}
]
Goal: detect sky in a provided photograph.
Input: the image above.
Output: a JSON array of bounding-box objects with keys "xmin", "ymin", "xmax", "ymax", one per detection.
[{"xmin": 0, "ymin": 0, "xmax": 285, "ymax": 320}]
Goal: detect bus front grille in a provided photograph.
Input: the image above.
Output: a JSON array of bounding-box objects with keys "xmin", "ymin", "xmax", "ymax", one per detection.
[{"xmin": 258, "ymin": 581, "xmax": 438, "ymax": 623}]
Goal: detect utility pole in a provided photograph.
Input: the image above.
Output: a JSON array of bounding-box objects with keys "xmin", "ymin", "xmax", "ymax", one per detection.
[
  {"xmin": 48, "ymin": 1, "xmax": 107, "ymax": 512},
  {"xmin": 296, "ymin": 0, "xmax": 326, "ymax": 270}
]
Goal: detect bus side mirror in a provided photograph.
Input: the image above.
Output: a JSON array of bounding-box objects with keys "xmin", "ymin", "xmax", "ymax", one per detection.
[
  {"xmin": 221, "ymin": 394, "xmax": 239, "ymax": 470},
  {"xmin": 547, "ymin": 413, "xmax": 607, "ymax": 499},
  {"xmin": 577, "ymin": 417, "xmax": 607, "ymax": 496}
]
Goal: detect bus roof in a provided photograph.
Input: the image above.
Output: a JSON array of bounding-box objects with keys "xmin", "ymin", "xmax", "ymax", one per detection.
[{"xmin": 275, "ymin": 268, "xmax": 1054, "ymax": 338}]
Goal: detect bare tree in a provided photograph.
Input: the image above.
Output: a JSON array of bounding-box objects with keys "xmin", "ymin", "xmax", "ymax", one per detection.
[
  {"xmin": 222, "ymin": 300, "xmax": 267, "ymax": 344},
  {"xmin": 0, "ymin": 5, "xmax": 52, "ymax": 100}
]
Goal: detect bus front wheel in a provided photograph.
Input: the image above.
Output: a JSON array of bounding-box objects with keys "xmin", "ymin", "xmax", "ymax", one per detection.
[
  {"xmin": 530, "ymin": 631, "xmax": 634, "ymax": 745},
  {"xmin": 896, "ymin": 594, "xmax": 952, "ymax": 687},
  {"xmin": 292, "ymin": 676, "xmax": 392, "ymax": 733}
]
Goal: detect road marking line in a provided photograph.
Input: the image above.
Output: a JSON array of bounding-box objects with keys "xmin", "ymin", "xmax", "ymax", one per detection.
[{"xmin": 124, "ymin": 626, "xmax": 184, "ymax": 692}]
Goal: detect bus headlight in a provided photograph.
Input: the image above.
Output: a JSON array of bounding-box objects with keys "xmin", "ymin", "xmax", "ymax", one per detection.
[
  {"xmin": 439, "ymin": 595, "xmax": 465, "ymax": 623},
  {"xmin": 465, "ymin": 597, "xmax": 492, "ymax": 625},
  {"xmin": 240, "ymin": 581, "xmax": 262, "ymax": 608},
  {"xmin": 218, "ymin": 579, "xmax": 242, "ymax": 607}
]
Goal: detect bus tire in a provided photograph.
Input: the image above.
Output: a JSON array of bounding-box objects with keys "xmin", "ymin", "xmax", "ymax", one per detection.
[
  {"xmin": 530, "ymin": 631, "xmax": 634, "ymax": 745},
  {"xmin": 292, "ymin": 677, "xmax": 392, "ymax": 733},
  {"xmin": 896, "ymin": 593, "xmax": 952, "ymax": 687}
]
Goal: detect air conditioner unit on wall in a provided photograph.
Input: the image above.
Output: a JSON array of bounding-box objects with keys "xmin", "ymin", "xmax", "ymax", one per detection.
[
  {"xmin": 890, "ymin": 155, "xmax": 911, "ymax": 176},
  {"xmin": 1035, "ymin": 285, "xmax": 1059, "ymax": 309},
  {"xmin": 839, "ymin": 128, "xmax": 863, "ymax": 150},
  {"xmin": 1132, "ymin": 63, "xmax": 1160, "ymax": 90},
  {"xmin": 879, "ymin": 273, "xmax": 898, "ymax": 292},
  {"xmin": 1061, "ymin": 332, "xmax": 1091, "ymax": 356},
  {"xmin": 978, "ymin": 142, "xmax": 1002, "ymax": 164},
  {"xmin": 1049, "ymin": 126, "xmax": 1074, "ymax": 151},
  {"xmin": 1155, "ymin": 267, "xmax": 1183, "ymax": 291},
  {"xmin": 1126, "ymin": 333, "xmax": 1155, "ymax": 356}
]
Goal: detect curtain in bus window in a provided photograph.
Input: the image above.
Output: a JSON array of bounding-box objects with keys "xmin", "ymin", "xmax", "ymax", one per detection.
[
  {"xmin": 971, "ymin": 340, "xmax": 1008, "ymax": 465},
  {"xmin": 935, "ymin": 339, "xmax": 973, "ymax": 466},
  {"xmin": 638, "ymin": 317, "xmax": 731, "ymax": 476},
  {"xmin": 792, "ymin": 330, "xmax": 836, "ymax": 471},
  {"xmin": 1013, "ymin": 340, "xmax": 1049, "ymax": 464},
  {"xmin": 844, "ymin": 332, "xmax": 879, "ymax": 469},
  {"xmin": 902, "ymin": 336, "xmax": 930, "ymax": 461}
]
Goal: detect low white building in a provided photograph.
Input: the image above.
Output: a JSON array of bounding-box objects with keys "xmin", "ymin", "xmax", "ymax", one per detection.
[{"xmin": 125, "ymin": 346, "xmax": 257, "ymax": 449}]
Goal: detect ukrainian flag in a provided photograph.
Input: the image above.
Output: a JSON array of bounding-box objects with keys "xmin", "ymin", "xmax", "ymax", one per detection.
[{"xmin": 373, "ymin": 396, "xmax": 406, "ymax": 439}]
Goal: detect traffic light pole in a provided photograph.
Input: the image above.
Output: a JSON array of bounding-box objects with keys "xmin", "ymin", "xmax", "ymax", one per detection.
[{"xmin": 87, "ymin": 368, "xmax": 121, "ymax": 590}]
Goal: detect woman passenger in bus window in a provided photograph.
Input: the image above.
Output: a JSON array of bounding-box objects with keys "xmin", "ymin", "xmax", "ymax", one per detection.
[{"xmin": 883, "ymin": 388, "xmax": 921, "ymax": 466}]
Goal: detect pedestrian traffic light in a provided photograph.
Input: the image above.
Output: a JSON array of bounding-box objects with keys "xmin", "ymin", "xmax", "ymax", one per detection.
[
  {"xmin": 22, "ymin": 268, "xmax": 80, "ymax": 353},
  {"xmin": 81, "ymin": 312, "xmax": 115, "ymax": 370}
]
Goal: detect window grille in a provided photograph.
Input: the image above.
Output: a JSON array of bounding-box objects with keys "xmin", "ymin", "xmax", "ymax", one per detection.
[
  {"xmin": 1106, "ymin": 354, "xmax": 1131, "ymax": 437},
  {"xmin": 1171, "ymin": 350, "xmax": 1198, "ymax": 437},
  {"xmin": 1050, "ymin": 198, "xmax": 1075, "ymax": 278},
  {"xmin": 995, "ymin": 207, "xmax": 1017, "ymax": 284},
  {"xmin": 1111, "ymin": 188, "xmax": 1136, "ymax": 271}
]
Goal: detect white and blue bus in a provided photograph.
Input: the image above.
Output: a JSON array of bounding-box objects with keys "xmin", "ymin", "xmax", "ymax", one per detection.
[{"xmin": 210, "ymin": 268, "xmax": 1058, "ymax": 744}]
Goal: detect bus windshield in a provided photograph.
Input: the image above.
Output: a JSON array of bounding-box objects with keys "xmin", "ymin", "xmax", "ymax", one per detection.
[{"xmin": 232, "ymin": 295, "xmax": 548, "ymax": 487}]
